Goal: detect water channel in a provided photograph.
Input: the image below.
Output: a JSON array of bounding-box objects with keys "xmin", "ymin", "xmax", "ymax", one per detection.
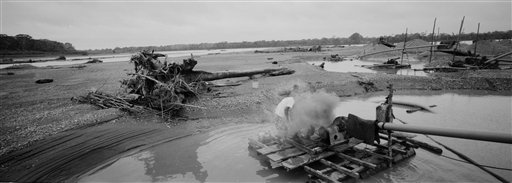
[{"xmin": 309, "ymin": 60, "xmax": 428, "ymax": 76}]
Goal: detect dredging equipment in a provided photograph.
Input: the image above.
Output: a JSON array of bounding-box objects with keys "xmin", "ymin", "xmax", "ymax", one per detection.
[{"xmin": 248, "ymin": 85, "xmax": 512, "ymax": 183}]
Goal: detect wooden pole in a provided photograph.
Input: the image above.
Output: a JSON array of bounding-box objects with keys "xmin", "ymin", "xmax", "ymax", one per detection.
[
  {"xmin": 386, "ymin": 85, "xmax": 393, "ymax": 167},
  {"xmin": 452, "ymin": 16, "xmax": 465, "ymax": 63},
  {"xmin": 401, "ymin": 28, "xmax": 408, "ymax": 65},
  {"xmin": 429, "ymin": 18, "xmax": 437, "ymax": 63},
  {"xmin": 474, "ymin": 23, "xmax": 480, "ymax": 57}
]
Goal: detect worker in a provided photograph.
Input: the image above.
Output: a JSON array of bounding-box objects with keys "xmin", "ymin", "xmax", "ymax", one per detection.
[
  {"xmin": 273, "ymin": 95, "xmax": 332, "ymax": 142},
  {"xmin": 274, "ymin": 96, "xmax": 295, "ymax": 138}
]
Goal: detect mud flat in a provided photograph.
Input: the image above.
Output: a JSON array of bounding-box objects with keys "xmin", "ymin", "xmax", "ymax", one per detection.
[{"xmin": 0, "ymin": 46, "xmax": 511, "ymax": 181}]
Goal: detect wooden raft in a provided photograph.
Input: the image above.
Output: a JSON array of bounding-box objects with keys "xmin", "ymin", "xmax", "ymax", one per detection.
[{"xmin": 248, "ymin": 135, "xmax": 416, "ymax": 183}]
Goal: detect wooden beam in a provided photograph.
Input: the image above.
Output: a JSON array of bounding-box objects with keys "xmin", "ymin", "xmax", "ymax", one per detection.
[
  {"xmin": 320, "ymin": 159, "xmax": 360, "ymax": 179},
  {"xmin": 429, "ymin": 18, "xmax": 437, "ymax": 63},
  {"xmin": 452, "ymin": 16, "xmax": 465, "ymax": 63},
  {"xmin": 473, "ymin": 23, "xmax": 480, "ymax": 57},
  {"xmin": 304, "ymin": 166, "xmax": 340, "ymax": 183},
  {"xmin": 353, "ymin": 146, "xmax": 393, "ymax": 160},
  {"xmin": 336, "ymin": 153, "xmax": 378, "ymax": 169},
  {"xmin": 401, "ymin": 28, "xmax": 408, "ymax": 65}
]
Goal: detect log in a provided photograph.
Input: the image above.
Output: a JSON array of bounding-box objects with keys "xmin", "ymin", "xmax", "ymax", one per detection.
[
  {"xmin": 184, "ymin": 68, "xmax": 294, "ymax": 82},
  {"xmin": 391, "ymin": 101, "xmax": 433, "ymax": 113},
  {"xmin": 484, "ymin": 51, "xmax": 512, "ymax": 64}
]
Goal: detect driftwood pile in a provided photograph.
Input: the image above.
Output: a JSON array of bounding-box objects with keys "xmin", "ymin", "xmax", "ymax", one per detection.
[
  {"xmin": 73, "ymin": 91, "xmax": 148, "ymax": 114},
  {"xmin": 76, "ymin": 50, "xmax": 295, "ymax": 119}
]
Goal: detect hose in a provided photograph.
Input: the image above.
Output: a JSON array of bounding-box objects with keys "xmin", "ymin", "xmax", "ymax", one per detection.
[{"xmin": 395, "ymin": 117, "xmax": 510, "ymax": 183}]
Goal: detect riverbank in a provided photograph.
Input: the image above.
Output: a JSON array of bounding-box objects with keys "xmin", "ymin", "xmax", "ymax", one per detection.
[{"xmin": 0, "ymin": 46, "xmax": 511, "ymax": 181}]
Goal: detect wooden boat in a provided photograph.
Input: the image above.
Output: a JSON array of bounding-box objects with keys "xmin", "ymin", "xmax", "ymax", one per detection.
[{"xmin": 362, "ymin": 63, "xmax": 411, "ymax": 69}]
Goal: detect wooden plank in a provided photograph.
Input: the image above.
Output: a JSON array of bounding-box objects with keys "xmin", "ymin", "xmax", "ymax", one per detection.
[
  {"xmin": 266, "ymin": 147, "xmax": 305, "ymax": 162},
  {"xmin": 285, "ymin": 139, "xmax": 322, "ymax": 154},
  {"xmin": 337, "ymin": 153, "xmax": 377, "ymax": 169},
  {"xmin": 320, "ymin": 159, "xmax": 360, "ymax": 179},
  {"xmin": 304, "ymin": 166, "xmax": 340, "ymax": 183},
  {"xmin": 329, "ymin": 138, "xmax": 363, "ymax": 152},
  {"xmin": 256, "ymin": 143, "xmax": 293, "ymax": 155},
  {"xmin": 353, "ymin": 146, "xmax": 393, "ymax": 160},
  {"xmin": 281, "ymin": 151, "xmax": 335, "ymax": 170},
  {"xmin": 248, "ymin": 138, "xmax": 266, "ymax": 149},
  {"xmin": 373, "ymin": 143, "xmax": 407, "ymax": 154}
]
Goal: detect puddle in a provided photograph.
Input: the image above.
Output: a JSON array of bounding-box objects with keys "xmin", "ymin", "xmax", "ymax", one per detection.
[
  {"xmin": 309, "ymin": 60, "xmax": 428, "ymax": 76},
  {"xmin": 78, "ymin": 91, "xmax": 511, "ymax": 182}
]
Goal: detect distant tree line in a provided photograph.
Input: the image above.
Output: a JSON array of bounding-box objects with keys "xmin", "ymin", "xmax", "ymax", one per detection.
[
  {"xmin": 87, "ymin": 30, "xmax": 511, "ymax": 54},
  {"xmin": 6, "ymin": 30, "xmax": 507, "ymax": 55},
  {"xmin": 0, "ymin": 34, "xmax": 83, "ymax": 54},
  {"xmin": 376, "ymin": 30, "xmax": 512, "ymax": 44},
  {"xmin": 86, "ymin": 35, "xmax": 361, "ymax": 54}
]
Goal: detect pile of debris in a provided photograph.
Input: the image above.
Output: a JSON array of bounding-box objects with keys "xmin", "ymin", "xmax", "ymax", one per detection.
[
  {"xmin": 323, "ymin": 54, "xmax": 345, "ymax": 62},
  {"xmin": 75, "ymin": 50, "xmax": 295, "ymax": 119}
]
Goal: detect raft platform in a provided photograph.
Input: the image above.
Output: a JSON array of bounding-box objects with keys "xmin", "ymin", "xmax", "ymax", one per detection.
[{"xmin": 248, "ymin": 134, "xmax": 416, "ymax": 183}]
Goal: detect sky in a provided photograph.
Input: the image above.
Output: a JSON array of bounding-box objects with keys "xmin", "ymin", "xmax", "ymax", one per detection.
[{"xmin": 1, "ymin": 0, "xmax": 510, "ymax": 50}]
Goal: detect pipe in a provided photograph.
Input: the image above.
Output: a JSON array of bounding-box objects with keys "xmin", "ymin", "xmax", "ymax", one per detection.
[{"xmin": 377, "ymin": 122, "xmax": 512, "ymax": 144}]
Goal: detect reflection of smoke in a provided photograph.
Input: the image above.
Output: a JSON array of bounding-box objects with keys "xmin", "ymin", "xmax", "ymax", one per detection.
[{"xmin": 287, "ymin": 89, "xmax": 339, "ymax": 135}]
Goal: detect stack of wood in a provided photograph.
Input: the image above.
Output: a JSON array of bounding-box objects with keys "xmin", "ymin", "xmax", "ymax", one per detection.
[{"xmin": 72, "ymin": 91, "xmax": 148, "ymax": 114}]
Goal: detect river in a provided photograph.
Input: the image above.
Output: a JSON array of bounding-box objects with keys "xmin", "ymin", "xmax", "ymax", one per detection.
[{"xmin": 0, "ymin": 47, "xmax": 271, "ymax": 69}]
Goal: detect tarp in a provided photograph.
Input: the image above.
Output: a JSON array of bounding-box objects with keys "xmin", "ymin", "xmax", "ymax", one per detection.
[{"xmin": 346, "ymin": 114, "xmax": 378, "ymax": 145}]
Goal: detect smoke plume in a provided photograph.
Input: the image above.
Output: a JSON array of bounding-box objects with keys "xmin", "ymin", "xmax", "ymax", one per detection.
[{"xmin": 287, "ymin": 89, "xmax": 339, "ymax": 135}]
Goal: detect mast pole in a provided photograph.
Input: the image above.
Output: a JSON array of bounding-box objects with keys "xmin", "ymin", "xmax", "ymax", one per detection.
[{"xmin": 429, "ymin": 18, "xmax": 437, "ymax": 63}]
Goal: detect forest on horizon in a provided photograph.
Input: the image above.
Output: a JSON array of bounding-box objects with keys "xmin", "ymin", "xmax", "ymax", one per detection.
[{"xmin": 1, "ymin": 30, "xmax": 510, "ymax": 55}]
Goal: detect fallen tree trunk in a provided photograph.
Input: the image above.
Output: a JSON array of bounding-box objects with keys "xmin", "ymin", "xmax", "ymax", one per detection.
[{"xmin": 183, "ymin": 68, "xmax": 295, "ymax": 82}]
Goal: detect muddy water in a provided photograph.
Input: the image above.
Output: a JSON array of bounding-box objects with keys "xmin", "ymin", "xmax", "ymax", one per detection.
[
  {"xmin": 78, "ymin": 124, "xmax": 308, "ymax": 182},
  {"xmin": 78, "ymin": 91, "xmax": 510, "ymax": 182},
  {"xmin": 309, "ymin": 60, "xmax": 427, "ymax": 76},
  {"xmin": 335, "ymin": 91, "xmax": 512, "ymax": 181}
]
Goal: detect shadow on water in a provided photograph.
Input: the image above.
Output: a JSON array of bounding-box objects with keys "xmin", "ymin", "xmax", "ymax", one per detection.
[
  {"xmin": 78, "ymin": 131, "xmax": 208, "ymax": 182},
  {"xmin": 79, "ymin": 124, "xmax": 309, "ymax": 182}
]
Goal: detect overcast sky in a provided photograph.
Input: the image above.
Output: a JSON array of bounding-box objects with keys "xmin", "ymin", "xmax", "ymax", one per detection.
[{"xmin": 1, "ymin": 0, "xmax": 510, "ymax": 50}]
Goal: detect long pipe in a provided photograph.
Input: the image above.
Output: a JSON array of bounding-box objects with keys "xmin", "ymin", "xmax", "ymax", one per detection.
[{"xmin": 377, "ymin": 122, "xmax": 512, "ymax": 144}]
